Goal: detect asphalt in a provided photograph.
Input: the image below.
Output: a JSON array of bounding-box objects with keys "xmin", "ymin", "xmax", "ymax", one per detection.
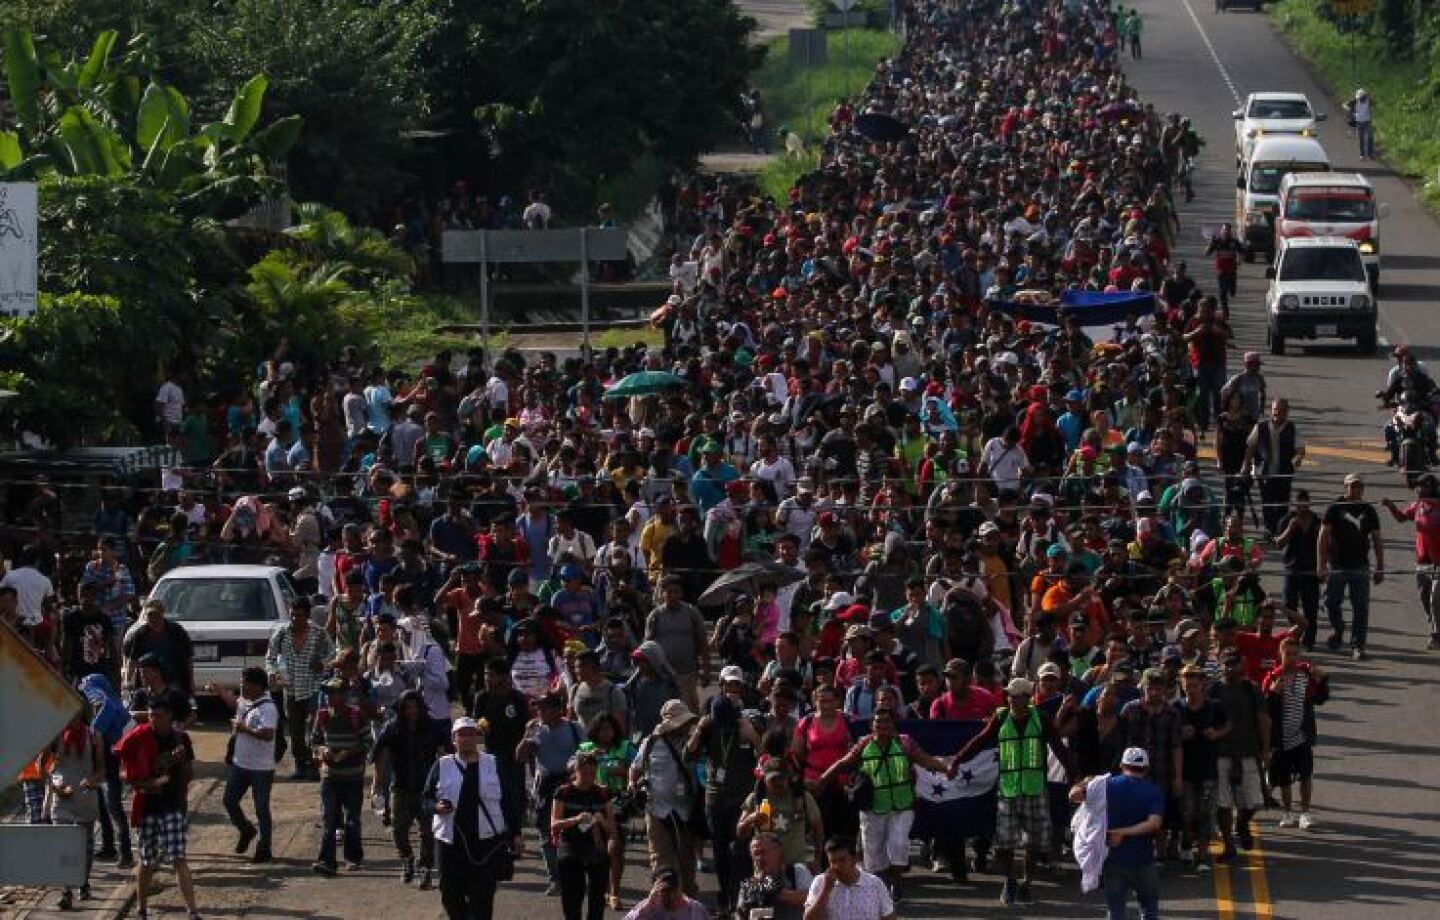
[{"xmin": 14, "ymin": 3, "xmax": 1440, "ymax": 919}]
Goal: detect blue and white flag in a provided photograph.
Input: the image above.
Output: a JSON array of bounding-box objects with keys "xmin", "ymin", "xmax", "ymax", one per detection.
[{"xmin": 851, "ymin": 719, "xmax": 998, "ymax": 840}]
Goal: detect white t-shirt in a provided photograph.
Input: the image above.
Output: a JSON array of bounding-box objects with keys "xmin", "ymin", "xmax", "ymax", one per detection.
[
  {"xmin": 232, "ymin": 695, "xmax": 280, "ymax": 772},
  {"xmin": 804, "ymin": 868, "xmax": 894, "ymax": 919},
  {"xmin": 549, "ymin": 530, "xmax": 596, "ymax": 568},
  {"xmin": 751, "ymin": 456, "xmax": 796, "ymax": 500},
  {"xmin": 979, "ymin": 437, "xmax": 1030, "ymax": 493},
  {"xmin": 155, "ymin": 381, "xmax": 185, "ymax": 425},
  {"xmin": 2, "ymin": 566, "xmax": 54, "ymax": 626}
]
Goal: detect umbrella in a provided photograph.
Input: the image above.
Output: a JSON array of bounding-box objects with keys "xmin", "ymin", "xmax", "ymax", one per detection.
[
  {"xmin": 854, "ymin": 112, "xmax": 911, "ymax": 143},
  {"xmin": 698, "ymin": 561, "xmax": 805, "ymax": 608},
  {"xmin": 603, "ymin": 370, "xmax": 686, "ymax": 400}
]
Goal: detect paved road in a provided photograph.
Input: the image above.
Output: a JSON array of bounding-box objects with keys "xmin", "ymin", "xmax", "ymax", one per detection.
[
  {"xmin": 1126, "ymin": 2, "xmax": 1440, "ymax": 919},
  {"xmin": 21, "ymin": 5, "xmax": 1440, "ymax": 920}
]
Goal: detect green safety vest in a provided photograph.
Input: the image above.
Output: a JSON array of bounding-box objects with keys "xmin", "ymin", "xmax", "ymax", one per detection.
[
  {"xmin": 1211, "ymin": 574, "xmax": 1259, "ymax": 627},
  {"xmin": 996, "ymin": 707, "xmax": 1045, "ymax": 799},
  {"xmin": 859, "ymin": 737, "xmax": 914, "ymax": 814}
]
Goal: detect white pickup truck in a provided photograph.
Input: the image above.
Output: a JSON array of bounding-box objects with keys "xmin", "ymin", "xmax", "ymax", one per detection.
[{"xmin": 1265, "ymin": 237, "xmax": 1376, "ymax": 356}]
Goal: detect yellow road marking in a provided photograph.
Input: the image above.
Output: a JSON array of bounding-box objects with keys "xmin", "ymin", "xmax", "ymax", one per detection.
[
  {"xmin": 1212, "ymin": 840, "xmax": 1238, "ymax": 920},
  {"xmin": 1247, "ymin": 828, "xmax": 1276, "ymax": 920}
]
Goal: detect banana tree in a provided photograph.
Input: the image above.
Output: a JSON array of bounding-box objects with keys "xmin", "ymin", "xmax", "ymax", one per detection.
[{"xmin": 1, "ymin": 28, "xmax": 302, "ymax": 194}]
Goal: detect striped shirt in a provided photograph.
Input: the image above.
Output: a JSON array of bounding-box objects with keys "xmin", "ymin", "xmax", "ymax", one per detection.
[
  {"xmin": 311, "ymin": 705, "xmax": 369, "ymax": 780},
  {"xmin": 1281, "ymin": 672, "xmax": 1307, "ymax": 751}
]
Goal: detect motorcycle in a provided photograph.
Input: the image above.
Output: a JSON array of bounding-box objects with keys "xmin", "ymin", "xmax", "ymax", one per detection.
[{"xmin": 1379, "ymin": 389, "xmax": 1439, "ymax": 484}]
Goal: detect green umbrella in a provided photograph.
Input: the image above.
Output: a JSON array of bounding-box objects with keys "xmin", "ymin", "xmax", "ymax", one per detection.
[{"xmin": 604, "ymin": 370, "xmax": 686, "ymax": 399}]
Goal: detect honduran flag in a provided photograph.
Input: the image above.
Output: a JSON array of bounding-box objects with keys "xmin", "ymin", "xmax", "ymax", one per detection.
[{"xmin": 850, "ymin": 719, "xmax": 998, "ymax": 840}]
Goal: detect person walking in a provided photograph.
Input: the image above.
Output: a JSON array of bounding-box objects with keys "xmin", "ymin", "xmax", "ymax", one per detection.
[
  {"xmin": 1204, "ymin": 225, "xmax": 1242, "ymax": 318},
  {"xmin": 114, "ymin": 691, "xmax": 201, "ymax": 920},
  {"xmin": 1184, "ymin": 297, "xmax": 1232, "ymax": 435},
  {"xmin": 952, "ymin": 677, "xmax": 1073, "ymax": 907},
  {"xmin": 1317, "ymin": 473, "xmax": 1384, "ymax": 660},
  {"xmin": 685, "ymin": 674, "xmax": 760, "ymax": 917},
  {"xmin": 802, "ymin": 836, "xmax": 897, "ymax": 920},
  {"xmin": 551, "ymin": 749, "xmax": 617, "ymax": 920},
  {"xmin": 1175, "ymin": 665, "xmax": 1226, "ymax": 874},
  {"xmin": 818, "ymin": 707, "xmax": 952, "ymax": 903},
  {"xmin": 630, "ymin": 699, "xmax": 702, "ymax": 900},
  {"xmin": 1381, "ymin": 473, "xmax": 1440, "ymax": 649},
  {"xmin": 1275, "ymin": 490, "xmax": 1322, "ymax": 649},
  {"xmin": 1069, "ymin": 747, "xmax": 1166, "ymax": 920},
  {"xmin": 372, "ymin": 689, "xmax": 449, "ymax": 888},
  {"xmin": 1345, "ymin": 88, "xmax": 1374, "ymax": 160},
  {"xmin": 518, "ymin": 692, "xmax": 585, "ymax": 895},
  {"xmin": 1244, "ymin": 398, "xmax": 1305, "ymax": 537},
  {"xmin": 214, "ymin": 667, "xmax": 279, "ymax": 864},
  {"xmin": 1262, "ymin": 638, "xmax": 1329, "ymax": 829},
  {"xmin": 736, "ymin": 833, "xmax": 812, "ymax": 920},
  {"xmin": 266, "ymin": 595, "xmax": 335, "ymax": 779},
  {"xmin": 311, "ymin": 677, "xmax": 371, "ymax": 875},
  {"xmin": 1207, "ymin": 651, "xmax": 1269, "ymax": 861},
  {"xmin": 644, "ymin": 575, "xmax": 711, "ymax": 713},
  {"xmin": 46, "ymin": 709, "xmax": 104, "ymax": 910},
  {"xmin": 79, "ymin": 673, "xmax": 135, "ymax": 869},
  {"xmin": 425, "ymin": 717, "xmax": 523, "ymax": 920}
]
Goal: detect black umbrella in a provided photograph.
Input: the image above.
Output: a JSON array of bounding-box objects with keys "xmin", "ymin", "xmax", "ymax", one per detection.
[
  {"xmin": 854, "ymin": 112, "xmax": 911, "ymax": 143},
  {"xmin": 698, "ymin": 561, "xmax": 805, "ymax": 608}
]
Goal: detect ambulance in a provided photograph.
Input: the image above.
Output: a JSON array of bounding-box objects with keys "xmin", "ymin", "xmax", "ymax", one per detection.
[{"xmin": 1276, "ymin": 172, "xmax": 1385, "ymax": 290}]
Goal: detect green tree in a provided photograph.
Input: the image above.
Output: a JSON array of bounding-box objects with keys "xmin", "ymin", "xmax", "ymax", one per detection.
[{"xmin": 428, "ymin": 0, "xmax": 759, "ymax": 206}]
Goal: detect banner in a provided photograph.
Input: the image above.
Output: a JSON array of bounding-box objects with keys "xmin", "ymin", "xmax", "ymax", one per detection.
[
  {"xmin": 0, "ymin": 183, "xmax": 38, "ymax": 319},
  {"xmin": 990, "ymin": 290, "xmax": 1156, "ymax": 327},
  {"xmin": 849, "ymin": 718, "xmax": 997, "ymax": 839}
]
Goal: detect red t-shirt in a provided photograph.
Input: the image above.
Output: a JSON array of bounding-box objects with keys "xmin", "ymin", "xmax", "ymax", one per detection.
[
  {"xmin": 445, "ymin": 586, "xmax": 485, "ymax": 655},
  {"xmin": 1233, "ymin": 630, "xmax": 1284, "ymax": 683},
  {"xmin": 1399, "ymin": 499, "xmax": 1440, "ymax": 564},
  {"xmin": 1185, "ymin": 318, "xmax": 1229, "ymax": 368},
  {"xmin": 930, "ymin": 686, "xmax": 999, "ymax": 721}
]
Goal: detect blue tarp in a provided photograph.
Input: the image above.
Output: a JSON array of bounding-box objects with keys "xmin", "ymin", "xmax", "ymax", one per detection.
[{"xmin": 991, "ymin": 290, "xmax": 1157, "ymax": 327}]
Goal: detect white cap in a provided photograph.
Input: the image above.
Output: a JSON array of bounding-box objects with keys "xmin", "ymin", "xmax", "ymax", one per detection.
[
  {"xmin": 898, "ymin": 376, "xmax": 920, "ymax": 392},
  {"xmin": 1005, "ymin": 677, "xmax": 1034, "ymax": 697},
  {"xmin": 719, "ymin": 665, "xmax": 747, "ymax": 685},
  {"xmin": 978, "ymin": 521, "xmax": 1000, "ymax": 537},
  {"xmin": 824, "ymin": 591, "xmax": 855, "ymax": 611},
  {"xmin": 1121, "ymin": 746, "xmax": 1150, "ymax": 769},
  {"xmin": 451, "ymin": 717, "xmax": 480, "ymax": 734}
]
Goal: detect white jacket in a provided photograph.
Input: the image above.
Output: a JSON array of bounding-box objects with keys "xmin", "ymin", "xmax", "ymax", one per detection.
[
  {"xmin": 1070, "ymin": 774, "xmax": 1110, "ymax": 893},
  {"xmin": 430, "ymin": 753, "xmax": 508, "ymax": 845}
]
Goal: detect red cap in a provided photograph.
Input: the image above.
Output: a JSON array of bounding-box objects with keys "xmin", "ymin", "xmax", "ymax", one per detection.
[
  {"xmin": 840, "ymin": 603, "xmax": 871, "ymax": 622},
  {"xmin": 818, "ymin": 511, "xmax": 838, "ymax": 527},
  {"xmin": 630, "ymin": 649, "xmax": 647, "ymax": 661}
]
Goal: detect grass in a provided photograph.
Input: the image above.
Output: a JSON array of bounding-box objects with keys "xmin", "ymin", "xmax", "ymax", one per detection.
[
  {"xmin": 755, "ymin": 28, "xmax": 903, "ymax": 144},
  {"xmin": 752, "ymin": 27, "xmax": 901, "ymax": 199},
  {"xmin": 347, "ymin": 293, "xmax": 508, "ymax": 371},
  {"xmin": 1269, "ymin": 0, "xmax": 1440, "ymax": 208},
  {"xmin": 592, "ymin": 326, "xmax": 663, "ymax": 350}
]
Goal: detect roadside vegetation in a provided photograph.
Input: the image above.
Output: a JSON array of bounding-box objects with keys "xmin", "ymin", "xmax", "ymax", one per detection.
[{"xmin": 1270, "ymin": 0, "xmax": 1440, "ymax": 208}]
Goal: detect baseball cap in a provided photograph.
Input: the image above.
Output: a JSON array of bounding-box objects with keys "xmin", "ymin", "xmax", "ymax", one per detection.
[
  {"xmin": 1139, "ymin": 667, "xmax": 1165, "ymax": 687},
  {"xmin": 1037, "ymin": 662, "xmax": 1063, "ymax": 679},
  {"xmin": 1121, "ymin": 747, "xmax": 1150, "ymax": 769},
  {"xmin": 1344, "ymin": 472, "xmax": 1364, "ymax": 486},
  {"xmin": 719, "ymin": 665, "xmax": 747, "ymax": 685},
  {"xmin": 978, "ymin": 521, "xmax": 1000, "ymax": 537},
  {"xmin": 451, "ymin": 717, "xmax": 480, "ymax": 734},
  {"xmin": 287, "ymin": 486, "xmax": 307, "ymax": 502},
  {"xmin": 1046, "ymin": 543, "xmax": 1069, "ymax": 559},
  {"xmin": 899, "ymin": 376, "xmax": 920, "ymax": 392},
  {"xmin": 1005, "ymin": 677, "xmax": 1034, "ymax": 697},
  {"xmin": 824, "ymin": 591, "xmax": 855, "ymax": 611}
]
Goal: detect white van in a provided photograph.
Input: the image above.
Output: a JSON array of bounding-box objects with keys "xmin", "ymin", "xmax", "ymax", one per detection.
[
  {"xmin": 1277, "ymin": 172, "xmax": 1386, "ymax": 290},
  {"xmin": 1236, "ymin": 135, "xmax": 1330, "ymax": 260}
]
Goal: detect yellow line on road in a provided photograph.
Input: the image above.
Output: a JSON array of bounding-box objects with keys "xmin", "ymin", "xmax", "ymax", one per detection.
[
  {"xmin": 1247, "ymin": 829, "xmax": 1276, "ymax": 920},
  {"xmin": 1212, "ymin": 839, "xmax": 1238, "ymax": 920}
]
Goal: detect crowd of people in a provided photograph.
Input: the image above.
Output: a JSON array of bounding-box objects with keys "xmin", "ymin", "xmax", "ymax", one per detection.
[{"xmin": 4, "ymin": 1, "xmax": 1431, "ymax": 919}]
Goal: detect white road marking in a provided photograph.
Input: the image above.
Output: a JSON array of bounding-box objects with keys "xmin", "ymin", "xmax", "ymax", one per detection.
[{"xmin": 1178, "ymin": 0, "xmax": 1242, "ymax": 105}]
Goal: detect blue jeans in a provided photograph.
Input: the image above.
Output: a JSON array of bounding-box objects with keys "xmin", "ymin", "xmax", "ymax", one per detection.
[
  {"xmin": 1104, "ymin": 862, "xmax": 1160, "ymax": 920},
  {"xmin": 1194, "ymin": 364, "xmax": 1226, "ymax": 432},
  {"xmin": 319, "ymin": 777, "xmax": 364, "ymax": 866},
  {"xmin": 1324, "ymin": 569, "xmax": 1371, "ymax": 648},
  {"xmin": 1357, "ymin": 122, "xmax": 1375, "ymax": 159},
  {"xmin": 96, "ymin": 751, "xmax": 132, "ymax": 860},
  {"xmin": 223, "ymin": 766, "xmax": 274, "ymax": 851}
]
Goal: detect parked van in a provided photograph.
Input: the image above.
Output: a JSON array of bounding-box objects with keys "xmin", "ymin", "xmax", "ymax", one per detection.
[
  {"xmin": 1236, "ymin": 135, "xmax": 1330, "ymax": 260},
  {"xmin": 1277, "ymin": 172, "xmax": 1386, "ymax": 290}
]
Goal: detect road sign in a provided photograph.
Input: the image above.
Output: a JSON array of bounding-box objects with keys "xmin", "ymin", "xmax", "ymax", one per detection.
[
  {"xmin": 0, "ymin": 825, "xmax": 87, "ymax": 886},
  {"xmin": 0, "ymin": 182, "xmax": 38, "ymax": 319},
  {"xmin": 440, "ymin": 228, "xmax": 627, "ymax": 264},
  {"xmin": 834, "ymin": 0, "xmax": 858, "ymax": 11},
  {"xmin": 0, "ymin": 619, "xmax": 84, "ymax": 782}
]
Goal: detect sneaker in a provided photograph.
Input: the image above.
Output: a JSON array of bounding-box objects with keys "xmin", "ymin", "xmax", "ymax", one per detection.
[
  {"xmin": 1016, "ymin": 881, "xmax": 1033, "ymax": 905},
  {"xmin": 1352, "ymin": 647, "xmax": 1367, "ymax": 661},
  {"xmin": 346, "ymin": 861, "xmax": 365, "ymax": 871},
  {"xmin": 419, "ymin": 868, "xmax": 433, "ymax": 891},
  {"xmin": 1298, "ymin": 812, "xmax": 1315, "ymax": 830},
  {"xmin": 930, "ymin": 858, "xmax": 947, "ymax": 874},
  {"xmin": 545, "ymin": 882, "xmax": 561, "ymax": 897},
  {"xmin": 1278, "ymin": 811, "xmax": 1298, "ymax": 828},
  {"xmin": 235, "ymin": 824, "xmax": 257, "ymax": 855},
  {"xmin": 402, "ymin": 857, "xmax": 415, "ymax": 884},
  {"xmin": 999, "ymin": 879, "xmax": 1017, "ymax": 907},
  {"xmin": 312, "ymin": 860, "xmax": 337, "ymax": 876}
]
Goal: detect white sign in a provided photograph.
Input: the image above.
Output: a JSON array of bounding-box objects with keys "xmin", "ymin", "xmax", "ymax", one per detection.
[
  {"xmin": 0, "ymin": 182, "xmax": 38, "ymax": 318},
  {"xmin": 441, "ymin": 228, "xmax": 629, "ymax": 264}
]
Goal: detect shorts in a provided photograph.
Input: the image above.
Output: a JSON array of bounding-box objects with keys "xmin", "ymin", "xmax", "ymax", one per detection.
[
  {"xmin": 859, "ymin": 808, "xmax": 915, "ymax": 872},
  {"xmin": 138, "ymin": 811, "xmax": 187, "ymax": 867},
  {"xmin": 995, "ymin": 794, "xmax": 1050, "ymax": 851},
  {"xmin": 1216, "ymin": 756, "xmax": 1264, "ymax": 810},
  {"xmin": 1269, "ymin": 744, "xmax": 1314, "ymax": 786}
]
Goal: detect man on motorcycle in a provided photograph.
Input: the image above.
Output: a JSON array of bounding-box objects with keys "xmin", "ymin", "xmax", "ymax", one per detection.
[{"xmin": 1380, "ymin": 347, "xmax": 1435, "ymax": 406}]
